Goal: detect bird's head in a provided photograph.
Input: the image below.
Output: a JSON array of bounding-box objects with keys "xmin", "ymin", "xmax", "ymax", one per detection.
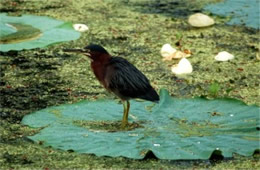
[{"xmin": 64, "ymin": 44, "xmax": 110, "ymax": 62}]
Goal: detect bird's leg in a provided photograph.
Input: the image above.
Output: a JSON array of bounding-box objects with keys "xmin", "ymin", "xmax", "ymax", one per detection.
[{"xmin": 121, "ymin": 100, "xmax": 130, "ymax": 128}]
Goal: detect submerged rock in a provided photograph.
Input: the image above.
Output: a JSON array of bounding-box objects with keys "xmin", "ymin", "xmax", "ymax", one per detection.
[
  {"xmin": 171, "ymin": 58, "xmax": 193, "ymax": 75},
  {"xmin": 188, "ymin": 13, "xmax": 215, "ymax": 27},
  {"xmin": 215, "ymin": 51, "xmax": 234, "ymax": 61}
]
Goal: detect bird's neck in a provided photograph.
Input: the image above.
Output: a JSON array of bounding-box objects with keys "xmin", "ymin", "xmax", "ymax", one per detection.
[
  {"xmin": 90, "ymin": 52, "xmax": 111, "ymax": 64},
  {"xmin": 94, "ymin": 53, "xmax": 111, "ymax": 64},
  {"xmin": 90, "ymin": 53, "xmax": 111, "ymax": 87}
]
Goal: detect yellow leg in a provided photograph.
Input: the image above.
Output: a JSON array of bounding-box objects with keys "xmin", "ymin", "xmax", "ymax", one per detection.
[{"xmin": 121, "ymin": 100, "xmax": 130, "ymax": 128}]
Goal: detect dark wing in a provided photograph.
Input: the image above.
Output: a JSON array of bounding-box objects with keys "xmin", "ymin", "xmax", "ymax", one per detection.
[{"xmin": 105, "ymin": 57, "xmax": 159, "ymax": 102}]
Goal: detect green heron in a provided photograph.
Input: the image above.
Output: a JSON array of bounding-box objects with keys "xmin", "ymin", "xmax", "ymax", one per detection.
[{"xmin": 64, "ymin": 44, "xmax": 159, "ymax": 128}]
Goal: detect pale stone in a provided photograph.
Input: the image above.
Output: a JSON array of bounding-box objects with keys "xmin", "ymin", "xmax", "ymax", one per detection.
[
  {"xmin": 215, "ymin": 51, "xmax": 234, "ymax": 61},
  {"xmin": 73, "ymin": 24, "xmax": 89, "ymax": 32},
  {"xmin": 171, "ymin": 58, "xmax": 193, "ymax": 75},
  {"xmin": 188, "ymin": 13, "xmax": 215, "ymax": 27}
]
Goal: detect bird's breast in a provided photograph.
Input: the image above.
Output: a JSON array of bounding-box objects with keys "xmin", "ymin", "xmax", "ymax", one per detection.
[{"xmin": 91, "ymin": 61, "xmax": 108, "ymax": 88}]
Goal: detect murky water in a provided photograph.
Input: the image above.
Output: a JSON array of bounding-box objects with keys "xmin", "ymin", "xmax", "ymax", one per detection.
[{"xmin": 205, "ymin": 0, "xmax": 260, "ymax": 29}]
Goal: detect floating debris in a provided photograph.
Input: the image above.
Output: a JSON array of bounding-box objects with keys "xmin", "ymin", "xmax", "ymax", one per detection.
[
  {"xmin": 161, "ymin": 44, "xmax": 190, "ymax": 61},
  {"xmin": 172, "ymin": 50, "xmax": 190, "ymax": 59},
  {"xmin": 73, "ymin": 23, "xmax": 89, "ymax": 32},
  {"xmin": 171, "ymin": 58, "xmax": 193, "ymax": 75},
  {"xmin": 257, "ymin": 52, "xmax": 260, "ymax": 60},
  {"xmin": 215, "ymin": 51, "xmax": 234, "ymax": 61},
  {"xmin": 128, "ymin": 133, "xmax": 139, "ymax": 137},
  {"xmin": 188, "ymin": 13, "xmax": 215, "ymax": 27},
  {"xmin": 161, "ymin": 44, "xmax": 177, "ymax": 60}
]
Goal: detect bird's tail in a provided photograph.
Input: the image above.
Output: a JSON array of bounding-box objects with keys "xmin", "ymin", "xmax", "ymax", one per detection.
[{"xmin": 140, "ymin": 88, "xmax": 160, "ymax": 103}]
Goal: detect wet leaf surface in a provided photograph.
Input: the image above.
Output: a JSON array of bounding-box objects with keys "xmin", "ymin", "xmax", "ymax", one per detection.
[
  {"xmin": 0, "ymin": 13, "xmax": 80, "ymax": 51},
  {"xmin": 22, "ymin": 89, "xmax": 259, "ymax": 160}
]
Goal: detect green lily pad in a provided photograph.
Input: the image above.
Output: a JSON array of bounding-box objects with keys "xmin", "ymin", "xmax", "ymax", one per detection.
[
  {"xmin": 21, "ymin": 89, "xmax": 259, "ymax": 160},
  {"xmin": 0, "ymin": 13, "xmax": 80, "ymax": 51}
]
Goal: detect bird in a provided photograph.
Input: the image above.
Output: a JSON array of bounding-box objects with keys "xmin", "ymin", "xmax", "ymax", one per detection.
[{"xmin": 64, "ymin": 44, "xmax": 159, "ymax": 128}]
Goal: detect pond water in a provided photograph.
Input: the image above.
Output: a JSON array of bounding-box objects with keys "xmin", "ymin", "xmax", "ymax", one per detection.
[{"xmin": 204, "ymin": 0, "xmax": 260, "ymax": 29}]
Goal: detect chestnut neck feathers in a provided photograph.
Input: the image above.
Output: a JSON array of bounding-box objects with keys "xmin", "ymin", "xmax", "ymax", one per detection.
[{"xmin": 86, "ymin": 45, "xmax": 111, "ymax": 86}]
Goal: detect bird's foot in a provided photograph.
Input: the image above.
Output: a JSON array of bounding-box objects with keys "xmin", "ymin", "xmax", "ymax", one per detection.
[{"xmin": 121, "ymin": 121, "xmax": 128, "ymax": 129}]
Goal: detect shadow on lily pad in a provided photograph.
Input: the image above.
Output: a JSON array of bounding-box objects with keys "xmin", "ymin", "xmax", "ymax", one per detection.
[
  {"xmin": 21, "ymin": 89, "xmax": 259, "ymax": 160},
  {"xmin": 0, "ymin": 13, "xmax": 80, "ymax": 52}
]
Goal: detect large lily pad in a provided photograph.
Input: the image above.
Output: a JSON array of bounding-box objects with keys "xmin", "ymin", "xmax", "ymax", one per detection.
[
  {"xmin": 22, "ymin": 89, "xmax": 259, "ymax": 160},
  {"xmin": 0, "ymin": 13, "xmax": 80, "ymax": 51}
]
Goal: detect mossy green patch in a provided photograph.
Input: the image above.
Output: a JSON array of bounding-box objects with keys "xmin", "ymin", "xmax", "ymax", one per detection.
[{"xmin": 74, "ymin": 120, "xmax": 144, "ymax": 132}]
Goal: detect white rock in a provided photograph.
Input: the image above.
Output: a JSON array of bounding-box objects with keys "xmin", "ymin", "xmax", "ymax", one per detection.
[
  {"xmin": 215, "ymin": 51, "xmax": 234, "ymax": 61},
  {"xmin": 161, "ymin": 44, "xmax": 177, "ymax": 60},
  {"xmin": 171, "ymin": 58, "xmax": 193, "ymax": 75},
  {"xmin": 73, "ymin": 24, "xmax": 89, "ymax": 32},
  {"xmin": 188, "ymin": 13, "xmax": 215, "ymax": 27}
]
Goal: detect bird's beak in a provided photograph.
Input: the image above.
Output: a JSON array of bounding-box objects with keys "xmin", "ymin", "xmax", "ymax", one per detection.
[{"xmin": 63, "ymin": 48, "xmax": 90, "ymax": 57}]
